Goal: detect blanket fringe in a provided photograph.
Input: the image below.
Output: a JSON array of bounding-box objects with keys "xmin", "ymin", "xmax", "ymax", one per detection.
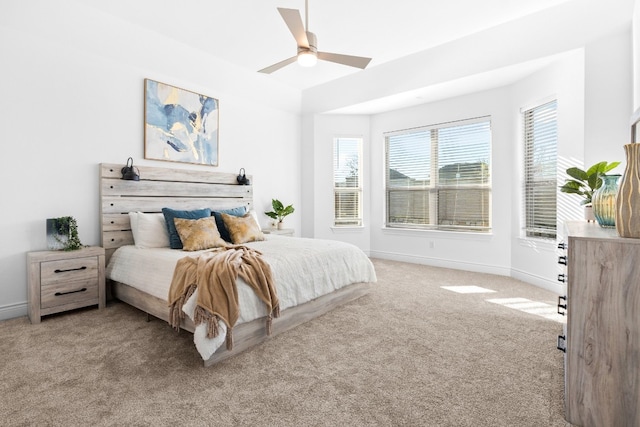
[{"xmin": 169, "ymin": 283, "xmax": 197, "ymax": 332}]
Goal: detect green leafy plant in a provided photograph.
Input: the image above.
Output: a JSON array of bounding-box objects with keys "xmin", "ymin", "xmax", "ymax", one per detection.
[
  {"xmin": 264, "ymin": 199, "xmax": 294, "ymax": 224},
  {"xmin": 559, "ymin": 161, "xmax": 620, "ymax": 205},
  {"xmin": 54, "ymin": 216, "xmax": 83, "ymax": 251}
]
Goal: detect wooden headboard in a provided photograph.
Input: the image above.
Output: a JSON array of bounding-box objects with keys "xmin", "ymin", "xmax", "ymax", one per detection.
[{"xmin": 99, "ymin": 163, "xmax": 253, "ymax": 263}]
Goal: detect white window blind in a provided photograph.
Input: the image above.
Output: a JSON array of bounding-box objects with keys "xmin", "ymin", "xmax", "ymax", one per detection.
[
  {"xmin": 333, "ymin": 137, "xmax": 362, "ymax": 226},
  {"xmin": 385, "ymin": 118, "xmax": 491, "ymax": 232},
  {"xmin": 523, "ymin": 100, "xmax": 557, "ymax": 239}
]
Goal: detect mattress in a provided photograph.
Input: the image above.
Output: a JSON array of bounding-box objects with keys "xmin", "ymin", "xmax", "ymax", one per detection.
[{"xmin": 106, "ymin": 235, "xmax": 377, "ymax": 359}]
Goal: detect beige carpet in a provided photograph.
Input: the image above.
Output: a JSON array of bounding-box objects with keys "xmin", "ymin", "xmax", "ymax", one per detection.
[{"xmin": 0, "ymin": 259, "xmax": 572, "ymax": 426}]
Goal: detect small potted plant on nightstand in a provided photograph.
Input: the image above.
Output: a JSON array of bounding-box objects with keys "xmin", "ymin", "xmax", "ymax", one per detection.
[
  {"xmin": 264, "ymin": 199, "xmax": 294, "ymax": 229},
  {"xmin": 559, "ymin": 161, "xmax": 620, "ymax": 221}
]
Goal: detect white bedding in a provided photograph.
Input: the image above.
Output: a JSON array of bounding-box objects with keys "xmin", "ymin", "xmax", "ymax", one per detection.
[{"xmin": 106, "ymin": 235, "xmax": 377, "ymax": 359}]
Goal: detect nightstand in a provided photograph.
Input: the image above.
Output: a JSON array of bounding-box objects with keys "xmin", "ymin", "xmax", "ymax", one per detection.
[
  {"xmin": 27, "ymin": 246, "xmax": 105, "ymax": 324},
  {"xmin": 263, "ymin": 228, "xmax": 295, "ymax": 237}
]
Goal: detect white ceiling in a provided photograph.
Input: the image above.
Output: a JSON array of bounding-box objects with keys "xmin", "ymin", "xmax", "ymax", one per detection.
[{"xmin": 82, "ymin": 0, "xmax": 575, "ymax": 91}]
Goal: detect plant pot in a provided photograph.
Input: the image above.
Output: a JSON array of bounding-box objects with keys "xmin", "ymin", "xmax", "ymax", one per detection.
[
  {"xmin": 584, "ymin": 205, "xmax": 595, "ymax": 223},
  {"xmin": 277, "ymin": 222, "xmax": 284, "ymax": 230}
]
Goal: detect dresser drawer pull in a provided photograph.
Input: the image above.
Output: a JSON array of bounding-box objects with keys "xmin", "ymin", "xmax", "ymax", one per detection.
[
  {"xmin": 557, "ymin": 242, "xmax": 567, "ymax": 250},
  {"xmin": 54, "ymin": 287, "xmax": 87, "ymax": 296},
  {"xmin": 54, "ymin": 266, "xmax": 87, "ymax": 274},
  {"xmin": 557, "ymin": 273, "xmax": 566, "ymax": 283},
  {"xmin": 557, "ymin": 335, "xmax": 566, "ymax": 352},
  {"xmin": 557, "ymin": 256, "xmax": 567, "ymax": 265},
  {"xmin": 557, "ymin": 295, "xmax": 567, "ymax": 315}
]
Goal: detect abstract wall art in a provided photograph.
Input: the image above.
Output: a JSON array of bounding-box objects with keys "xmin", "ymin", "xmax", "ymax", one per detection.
[{"xmin": 144, "ymin": 79, "xmax": 219, "ymax": 166}]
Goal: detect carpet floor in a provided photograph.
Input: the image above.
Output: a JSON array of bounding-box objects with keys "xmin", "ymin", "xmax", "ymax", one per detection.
[{"xmin": 0, "ymin": 258, "xmax": 572, "ymax": 426}]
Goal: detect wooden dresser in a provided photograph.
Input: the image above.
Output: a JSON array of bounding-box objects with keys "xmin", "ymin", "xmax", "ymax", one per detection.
[
  {"xmin": 557, "ymin": 221, "xmax": 640, "ymax": 426},
  {"xmin": 27, "ymin": 246, "xmax": 105, "ymax": 324}
]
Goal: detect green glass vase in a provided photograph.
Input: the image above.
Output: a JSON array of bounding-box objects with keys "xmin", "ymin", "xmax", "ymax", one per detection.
[{"xmin": 592, "ymin": 174, "xmax": 621, "ymax": 228}]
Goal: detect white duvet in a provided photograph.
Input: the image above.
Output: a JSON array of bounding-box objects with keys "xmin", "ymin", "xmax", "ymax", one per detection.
[{"xmin": 106, "ymin": 235, "xmax": 377, "ymax": 360}]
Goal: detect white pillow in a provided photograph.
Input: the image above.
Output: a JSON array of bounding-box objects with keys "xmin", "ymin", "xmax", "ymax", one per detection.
[
  {"xmin": 248, "ymin": 209, "xmax": 262, "ymax": 231},
  {"xmin": 128, "ymin": 212, "xmax": 170, "ymax": 248}
]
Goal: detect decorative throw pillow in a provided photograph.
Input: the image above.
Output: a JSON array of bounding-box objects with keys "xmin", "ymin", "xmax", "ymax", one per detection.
[
  {"xmin": 212, "ymin": 206, "xmax": 247, "ymax": 242},
  {"xmin": 162, "ymin": 207, "xmax": 211, "ymax": 249},
  {"xmin": 247, "ymin": 209, "xmax": 262, "ymax": 231},
  {"xmin": 221, "ymin": 212, "xmax": 265, "ymax": 244},
  {"xmin": 128, "ymin": 212, "xmax": 170, "ymax": 248},
  {"xmin": 173, "ymin": 217, "xmax": 227, "ymax": 251}
]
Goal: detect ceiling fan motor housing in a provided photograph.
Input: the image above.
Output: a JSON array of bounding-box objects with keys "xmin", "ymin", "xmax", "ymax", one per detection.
[{"xmin": 298, "ymin": 31, "xmax": 318, "ymax": 54}]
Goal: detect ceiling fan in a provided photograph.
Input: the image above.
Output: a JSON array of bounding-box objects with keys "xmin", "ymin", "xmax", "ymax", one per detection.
[{"xmin": 258, "ymin": 0, "xmax": 372, "ymax": 74}]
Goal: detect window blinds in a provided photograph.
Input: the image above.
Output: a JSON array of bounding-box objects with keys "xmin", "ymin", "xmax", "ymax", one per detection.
[
  {"xmin": 523, "ymin": 100, "xmax": 557, "ymax": 239},
  {"xmin": 385, "ymin": 118, "xmax": 491, "ymax": 232},
  {"xmin": 333, "ymin": 137, "xmax": 362, "ymax": 226}
]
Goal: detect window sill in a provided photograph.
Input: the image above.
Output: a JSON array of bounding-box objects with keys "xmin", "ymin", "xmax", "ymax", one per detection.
[
  {"xmin": 331, "ymin": 226, "xmax": 365, "ymax": 233},
  {"xmin": 516, "ymin": 237, "xmax": 557, "ymax": 253},
  {"xmin": 381, "ymin": 227, "xmax": 493, "ymax": 241}
]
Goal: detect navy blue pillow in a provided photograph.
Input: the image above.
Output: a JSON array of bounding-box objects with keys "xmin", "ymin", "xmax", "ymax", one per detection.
[
  {"xmin": 212, "ymin": 206, "xmax": 247, "ymax": 242},
  {"xmin": 162, "ymin": 207, "xmax": 211, "ymax": 249}
]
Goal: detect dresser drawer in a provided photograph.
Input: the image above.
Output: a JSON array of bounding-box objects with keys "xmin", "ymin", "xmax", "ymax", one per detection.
[{"xmin": 40, "ymin": 257, "xmax": 99, "ymax": 309}]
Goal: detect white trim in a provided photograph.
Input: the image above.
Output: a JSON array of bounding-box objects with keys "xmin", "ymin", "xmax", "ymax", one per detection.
[
  {"xmin": 381, "ymin": 226, "xmax": 493, "ymax": 241},
  {"xmin": 330, "ymin": 226, "xmax": 365, "ymax": 233},
  {"xmin": 369, "ymin": 251, "xmax": 563, "ymax": 294},
  {"xmin": 519, "ymin": 94, "xmax": 557, "ymax": 114},
  {"xmin": 0, "ymin": 301, "xmax": 27, "ymax": 321},
  {"xmin": 510, "ymin": 268, "xmax": 565, "ymax": 295},
  {"xmin": 369, "ymin": 250, "xmax": 510, "ymax": 277}
]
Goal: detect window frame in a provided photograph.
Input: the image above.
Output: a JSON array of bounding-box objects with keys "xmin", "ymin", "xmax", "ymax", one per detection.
[
  {"xmin": 521, "ymin": 98, "xmax": 558, "ymax": 240},
  {"xmin": 333, "ymin": 136, "xmax": 363, "ymax": 227},
  {"xmin": 384, "ymin": 116, "xmax": 492, "ymax": 233}
]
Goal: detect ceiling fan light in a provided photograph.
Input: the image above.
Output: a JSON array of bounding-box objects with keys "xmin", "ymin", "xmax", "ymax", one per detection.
[{"xmin": 297, "ymin": 51, "xmax": 317, "ymax": 67}]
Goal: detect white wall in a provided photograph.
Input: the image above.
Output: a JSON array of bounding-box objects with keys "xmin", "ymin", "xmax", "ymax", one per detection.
[
  {"xmin": 367, "ymin": 88, "xmax": 513, "ymax": 276},
  {"xmin": 0, "ymin": 0, "xmax": 302, "ymax": 320},
  {"xmin": 509, "ymin": 50, "xmax": 586, "ymax": 293},
  {"xmin": 306, "ymin": 114, "xmax": 371, "ymax": 251},
  {"xmin": 305, "ymin": 29, "xmax": 632, "ymax": 294}
]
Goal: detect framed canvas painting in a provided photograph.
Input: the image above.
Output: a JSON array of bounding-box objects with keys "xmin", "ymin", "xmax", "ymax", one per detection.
[{"xmin": 144, "ymin": 79, "xmax": 219, "ymax": 166}]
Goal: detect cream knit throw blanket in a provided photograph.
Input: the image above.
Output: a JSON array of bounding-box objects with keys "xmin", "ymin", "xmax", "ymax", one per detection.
[{"xmin": 168, "ymin": 245, "xmax": 279, "ymax": 351}]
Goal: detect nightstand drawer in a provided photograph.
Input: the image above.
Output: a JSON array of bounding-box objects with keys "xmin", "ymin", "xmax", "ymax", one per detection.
[
  {"xmin": 40, "ymin": 257, "xmax": 99, "ymax": 309},
  {"xmin": 41, "ymin": 257, "xmax": 98, "ymax": 287},
  {"xmin": 41, "ymin": 281, "xmax": 99, "ymax": 309},
  {"xmin": 27, "ymin": 246, "xmax": 105, "ymax": 324}
]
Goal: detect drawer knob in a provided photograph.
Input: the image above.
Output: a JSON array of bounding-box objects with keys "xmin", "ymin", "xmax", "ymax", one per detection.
[
  {"xmin": 557, "ymin": 295, "xmax": 567, "ymax": 315},
  {"xmin": 54, "ymin": 266, "xmax": 87, "ymax": 274},
  {"xmin": 557, "ymin": 273, "xmax": 567, "ymax": 283},
  {"xmin": 54, "ymin": 287, "xmax": 87, "ymax": 296},
  {"xmin": 557, "ymin": 242, "xmax": 567, "ymax": 250},
  {"xmin": 558, "ymin": 256, "xmax": 567, "ymax": 265}
]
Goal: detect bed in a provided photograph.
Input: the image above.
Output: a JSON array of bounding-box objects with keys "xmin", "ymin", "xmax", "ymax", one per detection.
[{"xmin": 99, "ymin": 163, "xmax": 376, "ymax": 366}]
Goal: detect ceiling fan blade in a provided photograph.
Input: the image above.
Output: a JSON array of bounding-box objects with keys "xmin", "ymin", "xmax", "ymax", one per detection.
[
  {"xmin": 277, "ymin": 8, "xmax": 309, "ymax": 48},
  {"xmin": 317, "ymin": 52, "xmax": 372, "ymax": 69},
  {"xmin": 258, "ymin": 56, "xmax": 298, "ymax": 74}
]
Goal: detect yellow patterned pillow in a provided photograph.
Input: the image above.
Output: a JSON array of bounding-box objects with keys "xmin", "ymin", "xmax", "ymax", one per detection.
[
  {"xmin": 173, "ymin": 217, "xmax": 228, "ymax": 251},
  {"xmin": 221, "ymin": 212, "xmax": 265, "ymax": 244}
]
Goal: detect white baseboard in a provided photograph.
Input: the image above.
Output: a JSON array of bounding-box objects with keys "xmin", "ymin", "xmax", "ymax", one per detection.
[
  {"xmin": 369, "ymin": 250, "xmax": 511, "ymax": 277},
  {"xmin": 510, "ymin": 268, "xmax": 565, "ymax": 295},
  {"xmin": 0, "ymin": 301, "xmax": 27, "ymax": 321},
  {"xmin": 369, "ymin": 250, "xmax": 563, "ymax": 294}
]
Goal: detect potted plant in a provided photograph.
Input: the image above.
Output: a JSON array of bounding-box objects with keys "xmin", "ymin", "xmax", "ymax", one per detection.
[
  {"xmin": 559, "ymin": 161, "xmax": 620, "ymax": 221},
  {"xmin": 264, "ymin": 199, "xmax": 294, "ymax": 229},
  {"xmin": 46, "ymin": 216, "xmax": 83, "ymax": 251}
]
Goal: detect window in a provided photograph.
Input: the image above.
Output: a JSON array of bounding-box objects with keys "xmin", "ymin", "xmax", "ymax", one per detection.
[
  {"xmin": 523, "ymin": 100, "xmax": 557, "ymax": 239},
  {"xmin": 385, "ymin": 118, "xmax": 491, "ymax": 232},
  {"xmin": 333, "ymin": 137, "xmax": 363, "ymax": 226}
]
